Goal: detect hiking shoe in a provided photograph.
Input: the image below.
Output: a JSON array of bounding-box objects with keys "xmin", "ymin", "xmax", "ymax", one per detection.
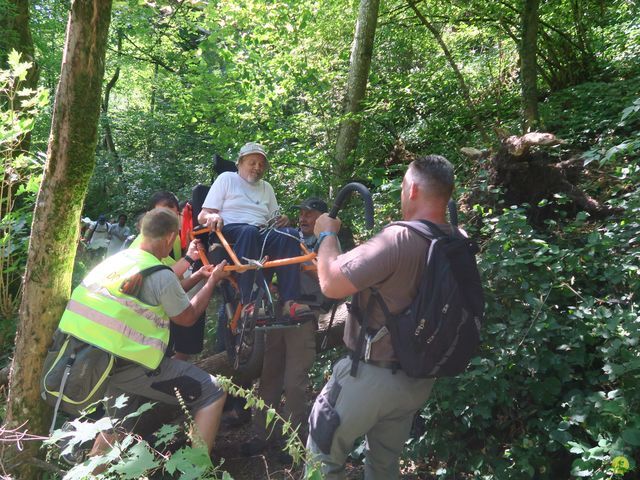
[
  {"xmin": 240, "ymin": 436, "xmax": 267, "ymax": 456},
  {"xmin": 282, "ymin": 301, "xmax": 313, "ymax": 321}
]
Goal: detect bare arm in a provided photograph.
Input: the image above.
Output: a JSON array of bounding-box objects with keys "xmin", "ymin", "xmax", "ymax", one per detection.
[
  {"xmin": 170, "ymin": 261, "xmax": 228, "ymax": 327},
  {"xmin": 179, "ymin": 265, "xmax": 212, "ymax": 292},
  {"xmin": 172, "ymin": 239, "xmax": 201, "ymax": 279},
  {"xmin": 198, "ymin": 207, "xmax": 223, "ymax": 230},
  {"xmin": 314, "ymin": 214, "xmax": 358, "ymax": 299}
]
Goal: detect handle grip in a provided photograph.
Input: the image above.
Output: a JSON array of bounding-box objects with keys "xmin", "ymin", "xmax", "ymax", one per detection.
[
  {"xmin": 447, "ymin": 199, "xmax": 458, "ymax": 227},
  {"xmin": 329, "ymin": 182, "xmax": 374, "ymax": 229}
]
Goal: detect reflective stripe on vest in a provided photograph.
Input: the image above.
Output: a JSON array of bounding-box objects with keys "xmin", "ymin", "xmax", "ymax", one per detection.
[{"xmin": 58, "ymin": 249, "xmax": 171, "ymax": 369}]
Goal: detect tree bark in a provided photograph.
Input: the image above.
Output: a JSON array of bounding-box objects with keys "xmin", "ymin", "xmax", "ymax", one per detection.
[
  {"xmin": 407, "ymin": 1, "xmax": 490, "ymax": 144},
  {"xmin": 101, "ymin": 28, "xmax": 121, "ymax": 170},
  {"xmin": 2, "ymin": 0, "xmax": 113, "ymax": 477},
  {"xmin": 334, "ymin": 0, "xmax": 380, "ymax": 184},
  {"xmin": 520, "ymin": 0, "xmax": 540, "ymax": 132}
]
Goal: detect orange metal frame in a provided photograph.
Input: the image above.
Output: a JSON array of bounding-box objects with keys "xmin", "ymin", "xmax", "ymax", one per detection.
[
  {"xmin": 190, "ymin": 226, "xmax": 317, "ymax": 271},
  {"xmin": 190, "ymin": 226, "xmax": 318, "ymax": 333}
]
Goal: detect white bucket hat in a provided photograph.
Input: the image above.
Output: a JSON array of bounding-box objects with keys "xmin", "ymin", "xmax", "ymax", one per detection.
[{"xmin": 237, "ymin": 142, "xmax": 268, "ymax": 168}]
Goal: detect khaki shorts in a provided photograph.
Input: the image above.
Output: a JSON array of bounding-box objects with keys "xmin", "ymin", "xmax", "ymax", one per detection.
[{"xmin": 104, "ymin": 357, "xmax": 224, "ymax": 424}]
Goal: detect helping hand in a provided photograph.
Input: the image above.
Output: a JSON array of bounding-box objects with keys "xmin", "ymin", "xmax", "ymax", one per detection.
[
  {"xmin": 194, "ymin": 264, "xmax": 215, "ymax": 279},
  {"xmin": 209, "ymin": 260, "xmax": 230, "ymax": 283},
  {"xmin": 313, "ymin": 213, "xmax": 341, "ymax": 237},
  {"xmin": 186, "ymin": 239, "xmax": 201, "ymax": 259},
  {"xmin": 274, "ymin": 214, "xmax": 290, "ymax": 228}
]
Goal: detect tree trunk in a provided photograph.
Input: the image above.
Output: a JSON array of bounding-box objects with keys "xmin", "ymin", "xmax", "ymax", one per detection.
[
  {"xmin": 520, "ymin": 0, "xmax": 540, "ymax": 132},
  {"xmin": 407, "ymin": 1, "xmax": 490, "ymax": 144},
  {"xmin": 2, "ymin": 0, "xmax": 113, "ymax": 477},
  {"xmin": 334, "ymin": 0, "xmax": 380, "ymax": 184},
  {"xmin": 101, "ymin": 28, "xmax": 121, "ymax": 170}
]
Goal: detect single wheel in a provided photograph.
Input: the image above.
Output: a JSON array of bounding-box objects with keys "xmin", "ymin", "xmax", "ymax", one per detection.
[{"xmin": 221, "ymin": 281, "xmax": 266, "ymax": 379}]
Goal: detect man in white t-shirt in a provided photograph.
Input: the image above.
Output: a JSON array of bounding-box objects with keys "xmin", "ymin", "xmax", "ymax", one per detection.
[
  {"xmin": 198, "ymin": 142, "xmax": 310, "ymax": 320},
  {"xmin": 107, "ymin": 214, "xmax": 131, "ymax": 256},
  {"xmin": 84, "ymin": 214, "xmax": 111, "ymax": 262}
]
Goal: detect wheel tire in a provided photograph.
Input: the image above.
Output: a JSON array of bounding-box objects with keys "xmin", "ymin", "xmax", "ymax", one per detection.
[{"xmin": 225, "ymin": 325, "xmax": 265, "ymax": 380}]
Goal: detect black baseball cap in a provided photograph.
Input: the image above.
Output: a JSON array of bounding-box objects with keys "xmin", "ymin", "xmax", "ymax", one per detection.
[{"xmin": 294, "ymin": 197, "xmax": 328, "ymax": 213}]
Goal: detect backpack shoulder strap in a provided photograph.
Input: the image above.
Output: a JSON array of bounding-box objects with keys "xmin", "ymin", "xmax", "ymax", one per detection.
[
  {"xmin": 390, "ymin": 219, "xmax": 452, "ymax": 239},
  {"xmin": 120, "ymin": 265, "xmax": 173, "ymax": 295},
  {"xmin": 139, "ymin": 264, "xmax": 173, "ymax": 277},
  {"xmin": 86, "ymin": 221, "xmax": 99, "ymax": 241}
]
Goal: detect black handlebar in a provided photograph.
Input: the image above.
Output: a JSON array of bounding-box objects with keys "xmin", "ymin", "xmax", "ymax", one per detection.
[
  {"xmin": 329, "ymin": 182, "xmax": 374, "ymax": 229},
  {"xmin": 447, "ymin": 199, "xmax": 458, "ymax": 227}
]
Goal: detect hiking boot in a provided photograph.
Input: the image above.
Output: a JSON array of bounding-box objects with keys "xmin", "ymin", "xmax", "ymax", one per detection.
[{"xmin": 240, "ymin": 436, "xmax": 267, "ymax": 456}]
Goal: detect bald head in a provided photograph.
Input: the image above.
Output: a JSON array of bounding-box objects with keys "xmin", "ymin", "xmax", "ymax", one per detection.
[
  {"xmin": 409, "ymin": 155, "xmax": 454, "ymax": 201},
  {"xmin": 141, "ymin": 207, "xmax": 179, "ymax": 241}
]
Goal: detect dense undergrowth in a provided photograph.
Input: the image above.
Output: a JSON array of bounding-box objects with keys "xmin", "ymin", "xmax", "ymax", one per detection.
[
  {"xmin": 2, "ymin": 1, "xmax": 640, "ymax": 477},
  {"xmin": 398, "ymin": 89, "xmax": 640, "ymax": 478}
]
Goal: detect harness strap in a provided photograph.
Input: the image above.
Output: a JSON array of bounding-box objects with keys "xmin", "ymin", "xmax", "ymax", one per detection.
[
  {"xmin": 350, "ymin": 289, "xmax": 381, "ymax": 377},
  {"xmin": 320, "ymin": 302, "xmax": 339, "ymax": 351},
  {"xmin": 49, "ymin": 348, "xmax": 76, "ymax": 434}
]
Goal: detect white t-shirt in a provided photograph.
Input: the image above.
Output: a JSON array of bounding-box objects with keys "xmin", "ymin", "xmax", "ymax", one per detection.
[
  {"xmin": 87, "ymin": 221, "xmax": 111, "ymax": 249},
  {"xmin": 202, "ymin": 172, "xmax": 279, "ymax": 226},
  {"xmin": 107, "ymin": 224, "xmax": 131, "ymax": 256}
]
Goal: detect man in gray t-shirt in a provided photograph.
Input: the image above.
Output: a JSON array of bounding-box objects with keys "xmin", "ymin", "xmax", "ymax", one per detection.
[
  {"xmin": 306, "ymin": 155, "xmax": 456, "ymax": 480},
  {"xmin": 89, "ymin": 208, "xmax": 229, "ymax": 460}
]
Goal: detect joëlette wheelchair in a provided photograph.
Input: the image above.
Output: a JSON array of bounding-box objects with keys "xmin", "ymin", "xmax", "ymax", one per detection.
[{"xmin": 190, "ymin": 182, "xmax": 375, "ymax": 372}]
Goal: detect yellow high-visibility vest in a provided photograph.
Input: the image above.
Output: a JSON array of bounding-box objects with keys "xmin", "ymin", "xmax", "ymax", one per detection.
[{"xmin": 58, "ymin": 248, "xmax": 171, "ymax": 369}]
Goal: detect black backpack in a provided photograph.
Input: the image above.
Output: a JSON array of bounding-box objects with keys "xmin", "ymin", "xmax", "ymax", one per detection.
[{"xmin": 352, "ymin": 220, "xmax": 484, "ymax": 378}]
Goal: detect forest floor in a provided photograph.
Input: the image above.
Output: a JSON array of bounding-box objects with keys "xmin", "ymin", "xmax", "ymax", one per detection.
[
  {"xmin": 212, "ymin": 407, "xmax": 433, "ymax": 479},
  {"xmin": 201, "ymin": 301, "xmax": 432, "ymax": 479},
  {"xmin": 213, "ymin": 409, "xmax": 362, "ymax": 480}
]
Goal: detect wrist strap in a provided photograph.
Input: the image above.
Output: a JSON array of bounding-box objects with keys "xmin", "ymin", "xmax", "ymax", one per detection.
[
  {"xmin": 184, "ymin": 255, "xmax": 195, "ymax": 266},
  {"xmin": 316, "ymin": 231, "xmax": 337, "ymax": 250}
]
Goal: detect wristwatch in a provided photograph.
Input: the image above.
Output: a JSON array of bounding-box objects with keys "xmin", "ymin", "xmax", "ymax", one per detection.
[{"xmin": 184, "ymin": 255, "xmax": 195, "ymax": 266}]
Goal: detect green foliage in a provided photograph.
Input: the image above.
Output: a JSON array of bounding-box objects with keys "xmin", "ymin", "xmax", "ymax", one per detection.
[
  {"xmin": 46, "ymin": 395, "xmax": 224, "ymax": 479},
  {"xmin": 0, "ymin": 51, "xmax": 47, "ymax": 340},
  {"xmin": 217, "ymin": 376, "xmax": 323, "ymax": 477},
  {"xmin": 45, "ymin": 378, "xmax": 324, "ymax": 479},
  {"xmin": 15, "ymin": 0, "xmax": 640, "ymax": 477},
  {"xmin": 408, "ymin": 92, "xmax": 640, "ymax": 476}
]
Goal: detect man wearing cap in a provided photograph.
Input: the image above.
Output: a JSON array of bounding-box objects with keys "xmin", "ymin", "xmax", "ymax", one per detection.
[
  {"xmin": 198, "ymin": 142, "xmax": 311, "ymax": 321},
  {"xmin": 241, "ymin": 196, "xmax": 329, "ymax": 457}
]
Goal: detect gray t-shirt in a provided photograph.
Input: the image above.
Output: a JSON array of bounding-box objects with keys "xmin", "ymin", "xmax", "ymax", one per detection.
[
  {"xmin": 338, "ymin": 222, "xmax": 452, "ymax": 362},
  {"xmin": 138, "ymin": 269, "xmax": 191, "ymax": 318}
]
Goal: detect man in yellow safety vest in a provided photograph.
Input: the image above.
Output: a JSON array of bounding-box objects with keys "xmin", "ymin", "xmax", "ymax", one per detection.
[{"xmin": 57, "ymin": 207, "xmax": 228, "ymax": 456}]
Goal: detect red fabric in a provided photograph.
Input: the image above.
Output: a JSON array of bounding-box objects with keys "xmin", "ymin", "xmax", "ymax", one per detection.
[{"xmin": 181, "ymin": 202, "xmax": 193, "ymax": 249}]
